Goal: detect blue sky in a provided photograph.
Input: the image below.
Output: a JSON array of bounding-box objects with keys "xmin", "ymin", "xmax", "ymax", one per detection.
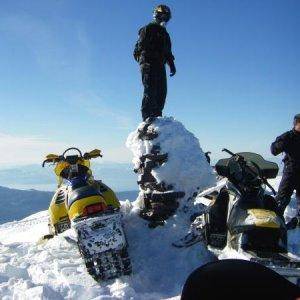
[{"xmin": 0, "ymin": 0, "xmax": 299, "ymax": 166}]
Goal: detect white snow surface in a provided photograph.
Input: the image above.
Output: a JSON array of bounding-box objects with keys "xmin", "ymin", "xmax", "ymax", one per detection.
[
  {"xmin": 0, "ymin": 201, "xmax": 214, "ymax": 300},
  {"xmin": 126, "ymin": 117, "xmax": 217, "ymax": 209},
  {"xmin": 0, "ymin": 177, "xmax": 300, "ymax": 299}
]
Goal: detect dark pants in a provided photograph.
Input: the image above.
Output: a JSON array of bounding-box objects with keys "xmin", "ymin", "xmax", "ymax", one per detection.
[
  {"xmin": 140, "ymin": 62, "xmax": 167, "ymax": 121},
  {"xmin": 276, "ymin": 166, "xmax": 300, "ymax": 214}
]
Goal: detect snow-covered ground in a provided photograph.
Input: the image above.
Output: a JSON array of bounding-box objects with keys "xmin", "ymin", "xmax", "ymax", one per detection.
[
  {"xmin": 0, "ymin": 202, "xmax": 214, "ymax": 300},
  {"xmin": 0, "ymin": 177, "xmax": 299, "ymax": 299},
  {"xmin": 0, "ymin": 117, "xmax": 298, "ymax": 299}
]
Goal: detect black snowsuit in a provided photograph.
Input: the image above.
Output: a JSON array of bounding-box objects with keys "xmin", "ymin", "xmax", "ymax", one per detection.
[
  {"xmin": 134, "ymin": 22, "xmax": 175, "ymax": 121},
  {"xmin": 271, "ymin": 129, "xmax": 300, "ymax": 214}
]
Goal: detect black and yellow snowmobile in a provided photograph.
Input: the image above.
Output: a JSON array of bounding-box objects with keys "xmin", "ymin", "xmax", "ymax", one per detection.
[
  {"xmin": 174, "ymin": 149, "xmax": 300, "ymax": 285},
  {"xmin": 42, "ymin": 147, "xmax": 131, "ymax": 281}
]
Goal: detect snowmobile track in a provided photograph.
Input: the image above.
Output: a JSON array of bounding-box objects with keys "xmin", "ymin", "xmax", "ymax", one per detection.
[{"xmin": 83, "ymin": 247, "xmax": 132, "ymax": 281}]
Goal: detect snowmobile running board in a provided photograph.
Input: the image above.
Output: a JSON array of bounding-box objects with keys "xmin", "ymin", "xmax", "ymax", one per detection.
[{"xmin": 246, "ymin": 251, "xmax": 300, "ymax": 285}]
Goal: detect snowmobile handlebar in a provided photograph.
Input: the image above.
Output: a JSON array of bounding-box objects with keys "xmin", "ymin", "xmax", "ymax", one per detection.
[
  {"xmin": 42, "ymin": 148, "xmax": 102, "ymax": 167},
  {"xmin": 221, "ymin": 148, "xmax": 277, "ymax": 196},
  {"xmin": 222, "ymin": 148, "xmax": 236, "ymax": 156},
  {"xmin": 62, "ymin": 147, "xmax": 83, "ymax": 158},
  {"xmin": 42, "ymin": 156, "xmax": 62, "ymax": 167}
]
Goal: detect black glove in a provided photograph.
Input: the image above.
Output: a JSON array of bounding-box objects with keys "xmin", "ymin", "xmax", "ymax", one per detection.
[{"xmin": 168, "ymin": 60, "xmax": 176, "ymax": 77}]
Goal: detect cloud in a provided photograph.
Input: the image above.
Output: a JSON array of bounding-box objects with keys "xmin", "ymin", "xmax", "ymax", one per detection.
[
  {"xmin": 0, "ymin": 133, "xmax": 67, "ymax": 166},
  {"xmin": 67, "ymin": 90, "xmax": 134, "ymax": 130}
]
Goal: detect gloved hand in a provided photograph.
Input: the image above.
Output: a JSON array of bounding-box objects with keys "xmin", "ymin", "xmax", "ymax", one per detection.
[{"xmin": 168, "ymin": 60, "xmax": 176, "ymax": 77}]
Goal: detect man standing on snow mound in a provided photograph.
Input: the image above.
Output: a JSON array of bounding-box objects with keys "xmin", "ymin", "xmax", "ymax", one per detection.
[
  {"xmin": 134, "ymin": 4, "xmax": 176, "ymax": 121},
  {"xmin": 271, "ymin": 114, "xmax": 300, "ymax": 217}
]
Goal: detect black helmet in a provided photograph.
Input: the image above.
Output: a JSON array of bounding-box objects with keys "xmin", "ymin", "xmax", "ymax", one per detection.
[
  {"xmin": 153, "ymin": 5, "xmax": 172, "ymax": 23},
  {"xmin": 294, "ymin": 114, "xmax": 300, "ymax": 123}
]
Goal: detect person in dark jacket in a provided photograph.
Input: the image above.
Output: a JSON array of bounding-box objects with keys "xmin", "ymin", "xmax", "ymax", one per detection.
[
  {"xmin": 271, "ymin": 114, "xmax": 300, "ymax": 216},
  {"xmin": 134, "ymin": 4, "xmax": 176, "ymax": 121}
]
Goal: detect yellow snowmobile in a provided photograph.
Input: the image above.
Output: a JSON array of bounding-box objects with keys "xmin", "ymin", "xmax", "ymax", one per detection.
[
  {"xmin": 44, "ymin": 148, "xmax": 120, "ymax": 235},
  {"xmin": 42, "ymin": 147, "xmax": 131, "ymax": 281}
]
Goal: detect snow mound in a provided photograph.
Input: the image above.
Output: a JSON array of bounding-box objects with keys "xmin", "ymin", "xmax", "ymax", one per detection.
[{"xmin": 126, "ymin": 116, "xmax": 216, "ymax": 209}]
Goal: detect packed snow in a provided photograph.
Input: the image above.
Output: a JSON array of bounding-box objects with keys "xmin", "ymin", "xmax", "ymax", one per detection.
[
  {"xmin": 0, "ymin": 178, "xmax": 300, "ymax": 299},
  {"xmin": 126, "ymin": 117, "xmax": 217, "ymax": 210}
]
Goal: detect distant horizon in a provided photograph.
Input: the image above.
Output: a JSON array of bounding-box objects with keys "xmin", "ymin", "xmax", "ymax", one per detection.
[
  {"xmin": 0, "ymin": 183, "xmax": 139, "ymax": 194},
  {"xmin": 0, "ymin": 155, "xmax": 285, "ymax": 193},
  {"xmin": 0, "ymin": 151, "xmax": 286, "ymax": 169}
]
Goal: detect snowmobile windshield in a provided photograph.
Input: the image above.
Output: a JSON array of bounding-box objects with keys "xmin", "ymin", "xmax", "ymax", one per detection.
[
  {"xmin": 216, "ymin": 152, "xmax": 278, "ymax": 179},
  {"xmin": 66, "ymin": 176, "xmax": 89, "ymax": 189},
  {"xmin": 237, "ymin": 152, "xmax": 278, "ymax": 179}
]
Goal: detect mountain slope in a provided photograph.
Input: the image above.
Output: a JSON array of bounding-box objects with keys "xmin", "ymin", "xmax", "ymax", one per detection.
[
  {"xmin": 0, "ymin": 162, "xmax": 137, "ymax": 191},
  {"xmin": 0, "ymin": 186, "xmax": 138, "ymax": 224}
]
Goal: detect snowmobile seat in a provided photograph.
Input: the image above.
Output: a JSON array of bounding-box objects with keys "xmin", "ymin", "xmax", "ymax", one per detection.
[
  {"xmin": 263, "ymin": 194, "xmax": 278, "ymax": 213},
  {"xmin": 93, "ymin": 181, "xmax": 120, "ymax": 209},
  {"xmin": 67, "ymin": 185, "xmax": 102, "ymax": 209},
  {"xmin": 67, "ymin": 185, "xmax": 107, "ymax": 221}
]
